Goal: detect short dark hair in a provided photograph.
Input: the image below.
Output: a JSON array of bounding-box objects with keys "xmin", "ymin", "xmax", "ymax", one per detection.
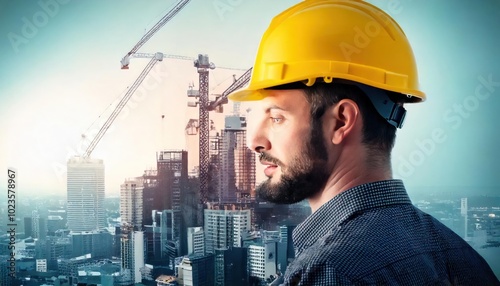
[{"xmin": 301, "ymin": 82, "xmax": 398, "ymax": 163}]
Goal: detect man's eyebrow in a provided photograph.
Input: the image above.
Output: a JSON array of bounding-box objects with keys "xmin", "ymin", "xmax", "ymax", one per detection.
[{"xmin": 265, "ymin": 105, "xmax": 286, "ymax": 113}]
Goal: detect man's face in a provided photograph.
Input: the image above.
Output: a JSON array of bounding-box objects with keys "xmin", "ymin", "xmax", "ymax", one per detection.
[{"xmin": 247, "ymin": 89, "xmax": 331, "ymax": 204}]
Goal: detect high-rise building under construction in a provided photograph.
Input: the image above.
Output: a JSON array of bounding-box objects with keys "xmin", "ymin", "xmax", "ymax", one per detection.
[{"xmin": 217, "ymin": 115, "xmax": 255, "ymax": 203}]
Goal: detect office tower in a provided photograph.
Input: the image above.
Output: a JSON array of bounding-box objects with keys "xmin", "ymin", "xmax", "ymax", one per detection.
[
  {"xmin": 159, "ymin": 209, "xmax": 181, "ymax": 270},
  {"xmin": 71, "ymin": 230, "xmax": 112, "ymax": 259},
  {"xmin": 36, "ymin": 259, "xmax": 47, "ymax": 272},
  {"xmin": 157, "ymin": 150, "xmax": 187, "ymax": 210},
  {"xmin": 67, "ymin": 156, "xmax": 105, "ymax": 232},
  {"xmin": 35, "ymin": 235, "xmax": 71, "ymax": 271},
  {"xmin": 121, "ymin": 231, "xmax": 145, "ymax": 284},
  {"xmin": 204, "ymin": 208, "xmax": 251, "ymax": 253},
  {"xmin": 278, "ymin": 225, "xmax": 296, "ymax": 273},
  {"xmin": 120, "ymin": 177, "xmax": 144, "ymax": 230},
  {"xmin": 248, "ymin": 242, "xmax": 277, "ymax": 280},
  {"xmin": 204, "ymin": 208, "xmax": 251, "ymax": 284},
  {"xmin": 47, "ymin": 215, "xmax": 65, "ymax": 236},
  {"xmin": 24, "ymin": 217, "xmax": 33, "ymax": 238},
  {"xmin": 31, "ymin": 210, "xmax": 47, "ymax": 239},
  {"xmin": 156, "ymin": 150, "xmax": 196, "ymax": 256},
  {"xmin": 144, "ymin": 225, "xmax": 161, "ymax": 265},
  {"xmin": 187, "ymin": 227, "xmax": 205, "ymax": 255},
  {"xmin": 176, "ymin": 254, "xmax": 215, "ymax": 286},
  {"xmin": 218, "ymin": 115, "xmax": 255, "ymax": 203},
  {"xmin": 242, "ymin": 230, "xmax": 280, "ymax": 282},
  {"xmin": 58, "ymin": 254, "xmax": 94, "ymax": 285},
  {"xmin": 142, "ymin": 169, "xmax": 159, "ymax": 227},
  {"xmin": 0, "ymin": 255, "xmax": 13, "ymax": 286}
]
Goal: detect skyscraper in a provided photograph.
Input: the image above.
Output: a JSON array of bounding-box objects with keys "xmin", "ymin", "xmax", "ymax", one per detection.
[
  {"xmin": 121, "ymin": 231, "xmax": 145, "ymax": 284},
  {"xmin": 120, "ymin": 177, "xmax": 144, "ymax": 230},
  {"xmin": 204, "ymin": 208, "xmax": 251, "ymax": 254},
  {"xmin": 218, "ymin": 115, "xmax": 255, "ymax": 203},
  {"xmin": 157, "ymin": 150, "xmax": 187, "ymax": 211},
  {"xmin": 187, "ymin": 226, "xmax": 205, "ymax": 256},
  {"xmin": 67, "ymin": 156, "xmax": 105, "ymax": 232}
]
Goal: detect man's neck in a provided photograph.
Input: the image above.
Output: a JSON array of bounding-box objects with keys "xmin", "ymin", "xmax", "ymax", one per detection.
[{"xmin": 308, "ymin": 148, "xmax": 392, "ymax": 213}]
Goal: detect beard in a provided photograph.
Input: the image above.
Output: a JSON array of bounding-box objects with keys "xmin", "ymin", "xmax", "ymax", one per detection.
[{"xmin": 255, "ymin": 118, "xmax": 330, "ymax": 204}]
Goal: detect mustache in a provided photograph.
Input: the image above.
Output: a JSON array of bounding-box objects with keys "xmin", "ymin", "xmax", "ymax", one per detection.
[{"xmin": 258, "ymin": 152, "xmax": 283, "ymax": 166}]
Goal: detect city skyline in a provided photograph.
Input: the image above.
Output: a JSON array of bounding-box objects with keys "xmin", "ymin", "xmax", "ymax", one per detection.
[{"xmin": 1, "ymin": 2, "xmax": 499, "ymax": 196}]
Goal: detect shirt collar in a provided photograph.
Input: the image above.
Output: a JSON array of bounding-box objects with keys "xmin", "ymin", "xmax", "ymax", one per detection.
[{"xmin": 292, "ymin": 179, "xmax": 412, "ymax": 256}]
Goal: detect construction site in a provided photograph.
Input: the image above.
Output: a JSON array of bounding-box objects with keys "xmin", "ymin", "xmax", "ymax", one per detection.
[{"xmin": 61, "ymin": 1, "xmax": 299, "ymax": 285}]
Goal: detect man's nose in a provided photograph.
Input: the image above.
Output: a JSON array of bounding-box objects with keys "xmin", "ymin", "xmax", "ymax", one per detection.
[{"xmin": 247, "ymin": 119, "xmax": 271, "ymax": 153}]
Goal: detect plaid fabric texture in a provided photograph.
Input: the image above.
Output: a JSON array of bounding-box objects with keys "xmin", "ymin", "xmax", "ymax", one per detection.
[{"xmin": 280, "ymin": 180, "xmax": 500, "ymax": 285}]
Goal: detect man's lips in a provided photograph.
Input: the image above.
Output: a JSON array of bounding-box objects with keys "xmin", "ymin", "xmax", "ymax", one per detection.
[{"xmin": 261, "ymin": 161, "xmax": 278, "ymax": 177}]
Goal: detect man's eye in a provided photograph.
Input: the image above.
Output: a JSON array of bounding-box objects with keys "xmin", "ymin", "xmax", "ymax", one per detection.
[{"xmin": 270, "ymin": 117, "xmax": 283, "ymax": 123}]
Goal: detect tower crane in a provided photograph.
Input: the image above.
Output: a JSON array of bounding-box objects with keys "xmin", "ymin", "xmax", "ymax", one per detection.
[
  {"xmin": 188, "ymin": 64, "xmax": 252, "ymax": 205},
  {"xmin": 120, "ymin": 0, "xmax": 191, "ymax": 69},
  {"xmin": 82, "ymin": 53, "xmax": 164, "ymax": 158},
  {"xmin": 207, "ymin": 67, "xmax": 252, "ymax": 111},
  {"xmin": 132, "ymin": 52, "xmax": 246, "ymax": 71},
  {"xmin": 194, "ymin": 54, "xmax": 215, "ymax": 206}
]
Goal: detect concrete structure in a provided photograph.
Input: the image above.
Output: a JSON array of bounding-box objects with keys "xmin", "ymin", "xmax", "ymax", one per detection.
[
  {"xmin": 157, "ymin": 150, "xmax": 187, "ymax": 211},
  {"xmin": 71, "ymin": 230, "xmax": 113, "ymax": 259},
  {"xmin": 243, "ymin": 230, "xmax": 280, "ymax": 281},
  {"xmin": 36, "ymin": 259, "xmax": 47, "ymax": 272},
  {"xmin": 35, "ymin": 235, "xmax": 71, "ymax": 270},
  {"xmin": 204, "ymin": 208, "xmax": 251, "ymax": 284},
  {"xmin": 31, "ymin": 210, "xmax": 47, "ymax": 239},
  {"xmin": 120, "ymin": 230, "xmax": 145, "ymax": 284},
  {"xmin": 67, "ymin": 156, "xmax": 106, "ymax": 232},
  {"xmin": 187, "ymin": 227, "xmax": 205, "ymax": 256},
  {"xmin": 120, "ymin": 177, "xmax": 144, "ymax": 230},
  {"xmin": 58, "ymin": 254, "xmax": 94, "ymax": 284},
  {"xmin": 204, "ymin": 208, "xmax": 251, "ymax": 254},
  {"xmin": 248, "ymin": 243, "xmax": 277, "ymax": 280}
]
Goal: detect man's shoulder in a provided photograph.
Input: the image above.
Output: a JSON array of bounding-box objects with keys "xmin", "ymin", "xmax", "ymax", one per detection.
[{"xmin": 285, "ymin": 204, "xmax": 499, "ymax": 285}]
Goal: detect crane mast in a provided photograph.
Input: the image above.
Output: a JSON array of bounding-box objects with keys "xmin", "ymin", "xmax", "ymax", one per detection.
[
  {"xmin": 83, "ymin": 53, "xmax": 164, "ymax": 158},
  {"xmin": 120, "ymin": 0, "xmax": 191, "ymax": 69},
  {"xmin": 194, "ymin": 54, "xmax": 215, "ymax": 205}
]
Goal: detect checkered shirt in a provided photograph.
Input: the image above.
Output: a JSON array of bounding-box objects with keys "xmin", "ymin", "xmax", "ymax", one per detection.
[{"xmin": 279, "ymin": 180, "xmax": 499, "ymax": 285}]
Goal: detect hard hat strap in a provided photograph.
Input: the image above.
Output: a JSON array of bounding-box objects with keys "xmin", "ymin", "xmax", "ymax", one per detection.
[{"xmin": 354, "ymin": 83, "xmax": 407, "ymax": 129}]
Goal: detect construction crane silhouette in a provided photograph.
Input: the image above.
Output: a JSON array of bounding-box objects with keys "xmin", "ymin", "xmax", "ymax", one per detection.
[
  {"xmin": 82, "ymin": 53, "xmax": 164, "ymax": 158},
  {"xmin": 114, "ymin": 0, "xmax": 254, "ymax": 215},
  {"xmin": 186, "ymin": 64, "xmax": 252, "ymax": 207},
  {"xmin": 82, "ymin": 0, "xmax": 191, "ymax": 157},
  {"xmin": 131, "ymin": 52, "xmax": 246, "ymax": 71},
  {"xmin": 120, "ymin": 0, "xmax": 191, "ymax": 69}
]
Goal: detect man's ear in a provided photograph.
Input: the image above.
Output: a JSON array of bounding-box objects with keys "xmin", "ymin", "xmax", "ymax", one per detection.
[{"xmin": 323, "ymin": 99, "xmax": 360, "ymax": 145}]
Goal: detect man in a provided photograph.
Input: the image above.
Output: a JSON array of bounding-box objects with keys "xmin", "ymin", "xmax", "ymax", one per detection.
[{"xmin": 228, "ymin": 0, "xmax": 499, "ymax": 285}]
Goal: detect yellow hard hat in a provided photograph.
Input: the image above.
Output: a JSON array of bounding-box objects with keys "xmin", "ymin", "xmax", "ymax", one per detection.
[{"xmin": 228, "ymin": 0, "xmax": 425, "ymax": 102}]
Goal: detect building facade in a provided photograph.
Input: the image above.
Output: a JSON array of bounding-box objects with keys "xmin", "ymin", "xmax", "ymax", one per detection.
[
  {"xmin": 67, "ymin": 156, "xmax": 106, "ymax": 232},
  {"xmin": 218, "ymin": 115, "xmax": 255, "ymax": 204},
  {"xmin": 120, "ymin": 177, "xmax": 144, "ymax": 230}
]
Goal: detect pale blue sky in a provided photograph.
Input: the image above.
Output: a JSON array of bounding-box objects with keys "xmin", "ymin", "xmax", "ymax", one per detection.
[{"xmin": 0, "ymin": 0, "xmax": 499, "ymax": 196}]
